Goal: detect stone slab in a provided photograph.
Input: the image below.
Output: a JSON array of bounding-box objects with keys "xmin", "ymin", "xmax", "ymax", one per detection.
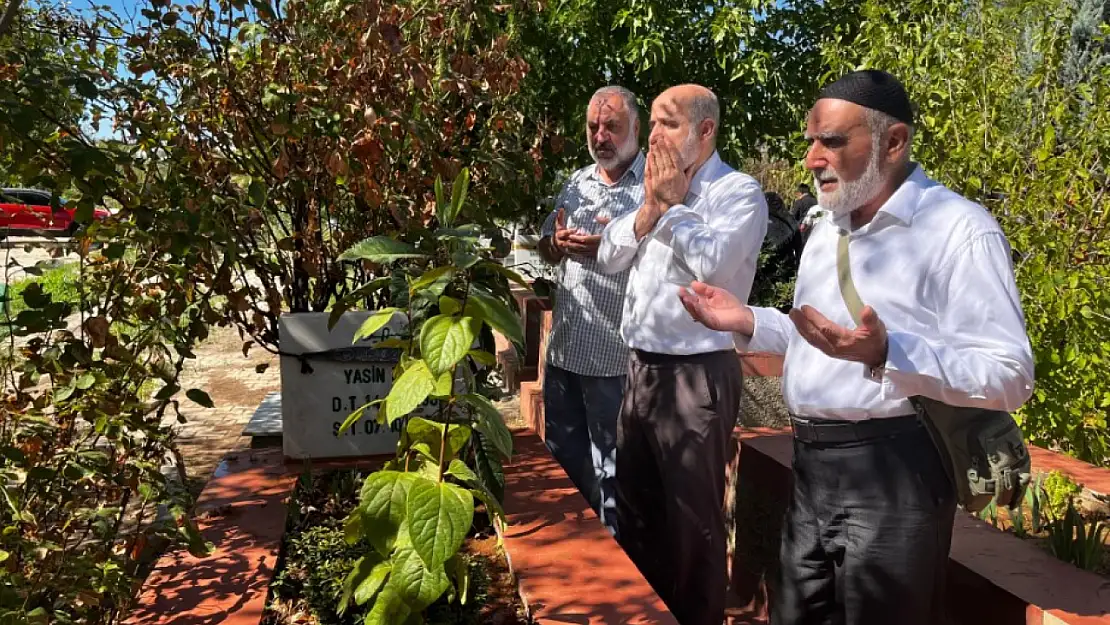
[
  {"xmin": 278, "ymin": 312, "xmax": 444, "ymax": 460},
  {"xmin": 241, "ymin": 391, "xmax": 282, "ymax": 436},
  {"xmin": 501, "ymin": 431, "xmax": 678, "ymax": 624}
]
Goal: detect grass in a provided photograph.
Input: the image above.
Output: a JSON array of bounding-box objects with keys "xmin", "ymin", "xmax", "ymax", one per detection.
[{"xmin": 0, "ymin": 262, "xmax": 82, "ymax": 339}]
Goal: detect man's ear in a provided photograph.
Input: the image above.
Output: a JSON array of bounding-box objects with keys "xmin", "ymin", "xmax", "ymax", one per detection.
[
  {"xmin": 887, "ymin": 123, "xmax": 911, "ymax": 163},
  {"xmin": 700, "ymin": 118, "xmax": 716, "ymax": 142}
]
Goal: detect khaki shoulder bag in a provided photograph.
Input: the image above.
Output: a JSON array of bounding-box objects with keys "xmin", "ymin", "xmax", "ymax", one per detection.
[{"xmin": 835, "ymin": 228, "xmax": 1032, "ymax": 514}]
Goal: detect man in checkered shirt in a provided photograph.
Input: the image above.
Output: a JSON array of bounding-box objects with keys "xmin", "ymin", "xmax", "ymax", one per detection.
[{"xmin": 537, "ymin": 85, "xmax": 645, "ymax": 537}]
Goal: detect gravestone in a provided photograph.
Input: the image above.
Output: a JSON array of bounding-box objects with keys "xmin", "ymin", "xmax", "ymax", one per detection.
[{"xmin": 279, "ymin": 311, "xmax": 441, "ymax": 460}]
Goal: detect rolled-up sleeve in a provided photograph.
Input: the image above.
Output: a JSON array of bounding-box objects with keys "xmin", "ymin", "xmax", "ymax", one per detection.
[
  {"xmin": 652, "ymin": 177, "xmax": 768, "ymax": 284},
  {"xmin": 879, "ymin": 232, "xmax": 1035, "ymax": 413}
]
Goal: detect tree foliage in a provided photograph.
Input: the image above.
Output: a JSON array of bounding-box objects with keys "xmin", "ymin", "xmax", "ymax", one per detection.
[{"xmin": 514, "ymin": 0, "xmax": 863, "ymax": 220}]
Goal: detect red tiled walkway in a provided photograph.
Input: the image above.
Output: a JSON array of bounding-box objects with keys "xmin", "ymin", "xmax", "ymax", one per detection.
[
  {"xmin": 124, "ymin": 450, "xmax": 295, "ymax": 625},
  {"xmin": 502, "ymin": 431, "xmax": 679, "ymax": 625}
]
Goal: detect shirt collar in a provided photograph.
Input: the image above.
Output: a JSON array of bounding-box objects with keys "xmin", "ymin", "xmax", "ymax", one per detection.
[
  {"xmin": 688, "ymin": 151, "xmax": 723, "ymax": 198},
  {"xmin": 588, "ymin": 150, "xmax": 646, "ymax": 185},
  {"xmin": 876, "ymin": 162, "xmax": 929, "ymax": 226},
  {"xmin": 830, "ymin": 162, "xmax": 930, "ymax": 231}
]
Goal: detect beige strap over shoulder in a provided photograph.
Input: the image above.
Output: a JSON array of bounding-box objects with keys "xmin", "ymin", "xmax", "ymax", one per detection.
[{"xmin": 836, "ymin": 228, "xmax": 865, "ymax": 326}]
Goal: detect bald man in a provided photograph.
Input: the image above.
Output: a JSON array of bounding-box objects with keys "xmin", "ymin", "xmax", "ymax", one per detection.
[{"xmin": 598, "ymin": 85, "xmax": 768, "ymax": 625}]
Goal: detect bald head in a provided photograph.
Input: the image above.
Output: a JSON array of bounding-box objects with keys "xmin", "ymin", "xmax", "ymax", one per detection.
[
  {"xmin": 658, "ymin": 84, "xmax": 719, "ymax": 137},
  {"xmin": 649, "ymin": 84, "xmax": 720, "ymax": 171}
]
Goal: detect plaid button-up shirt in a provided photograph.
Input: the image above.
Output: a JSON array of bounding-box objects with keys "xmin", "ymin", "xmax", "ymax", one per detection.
[{"xmin": 540, "ymin": 152, "xmax": 646, "ymax": 377}]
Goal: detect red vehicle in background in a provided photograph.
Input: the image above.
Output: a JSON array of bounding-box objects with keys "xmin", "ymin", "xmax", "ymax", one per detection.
[{"xmin": 0, "ymin": 188, "xmax": 110, "ymax": 237}]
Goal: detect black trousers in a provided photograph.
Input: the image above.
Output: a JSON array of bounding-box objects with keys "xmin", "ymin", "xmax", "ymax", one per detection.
[
  {"xmin": 615, "ymin": 349, "xmax": 743, "ymax": 625},
  {"xmin": 772, "ymin": 417, "xmax": 957, "ymax": 625}
]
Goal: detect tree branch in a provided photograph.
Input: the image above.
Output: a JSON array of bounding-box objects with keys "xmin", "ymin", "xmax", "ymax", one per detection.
[{"xmin": 0, "ymin": 0, "xmax": 24, "ymax": 39}]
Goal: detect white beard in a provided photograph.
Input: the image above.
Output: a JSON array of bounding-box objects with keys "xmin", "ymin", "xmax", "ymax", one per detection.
[
  {"xmin": 814, "ymin": 144, "xmax": 885, "ymax": 216},
  {"xmin": 589, "ymin": 132, "xmax": 640, "ymax": 171}
]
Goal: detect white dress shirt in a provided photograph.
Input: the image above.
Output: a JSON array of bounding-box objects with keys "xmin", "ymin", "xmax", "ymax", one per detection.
[
  {"xmin": 598, "ymin": 151, "xmax": 768, "ymax": 355},
  {"xmin": 740, "ymin": 164, "xmax": 1034, "ymax": 420}
]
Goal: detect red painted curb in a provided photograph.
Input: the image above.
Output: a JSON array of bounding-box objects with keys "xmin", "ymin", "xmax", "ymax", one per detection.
[{"xmin": 501, "ymin": 432, "xmax": 679, "ymax": 624}]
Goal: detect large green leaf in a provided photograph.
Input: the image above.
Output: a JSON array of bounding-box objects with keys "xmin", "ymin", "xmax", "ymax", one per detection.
[
  {"xmin": 467, "ymin": 349, "xmax": 497, "ymax": 367},
  {"xmin": 460, "ymin": 393, "xmax": 513, "ymax": 460},
  {"xmin": 419, "ymin": 314, "xmax": 475, "ymax": 376},
  {"xmin": 186, "ymin": 389, "xmax": 215, "ymax": 409},
  {"xmin": 406, "ymin": 479, "xmax": 474, "ymax": 568},
  {"xmin": 439, "ymin": 296, "xmax": 462, "ymax": 315},
  {"xmin": 434, "ymin": 175, "xmax": 445, "ymax": 214},
  {"xmin": 364, "ymin": 584, "xmax": 414, "ymax": 625},
  {"xmin": 359, "ymin": 471, "xmax": 418, "ymax": 556},
  {"xmin": 342, "ymin": 555, "xmax": 390, "ymax": 607},
  {"xmin": 409, "ymin": 266, "xmax": 455, "ymax": 296},
  {"xmin": 247, "ymin": 178, "xmax": 267, "ymax": 207},
  {"xmin": 406, "ymin": 417, "xmax": 472, "ymax": 463},
  {"xmin": 447, "ymin": 458, "xmax": 505, "ymax": 521},
  {"xmin": 473, "ymin": 431, "xmax": 506, "ymax": 503},
  {"xmin": 446, "ymin": 167, "xmax": 470, "ymax": 226},
  {"xmin": 464, "ymin": 284, "xmax": 523, "ymax": 348},
  {"xmin": 343, "ymin": 509, "xmax": 363, "ymax": 545},
  {"xmin": 385, "ymin": 360, "xmax": 435, "ymax": 422},
  {"xmin": 432, "ymin": 369, "xmax": 453, "ymax": 397},
  {"xmin": 352, "ymin": 308, "xmax": 401, "ymax": 343},
  {"xmin": 434, "ymin": 224, "xmax": 483, "ymax": 241},
  {"xmin": 478, "ymin": 260, "xmax": 532, "ymax": 290},
  {"xmin": 389, "ymin": 545, "xmax": 452, "ymax": 611},
  {"xmin": 339, "ymin": 236, "xmax": 428, "ymax": 263}
]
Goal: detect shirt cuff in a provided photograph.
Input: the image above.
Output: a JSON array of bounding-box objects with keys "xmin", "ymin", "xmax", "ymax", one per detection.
[
  {"xmin": 610, "ymin": 210, "xmax": 641, "ymax": 247},
  {"xmin": 746, "ymin": 306, "xmax": 790, "ymax": 354},
  {"xmin": 874, "ymin": 331, "xmax": 943, "ymax": 401}
]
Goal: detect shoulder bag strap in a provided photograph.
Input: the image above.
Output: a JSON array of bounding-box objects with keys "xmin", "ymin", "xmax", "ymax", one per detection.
[{"xmin": 836, "ymin": 227, "xmax": 866, "ymax": 327}]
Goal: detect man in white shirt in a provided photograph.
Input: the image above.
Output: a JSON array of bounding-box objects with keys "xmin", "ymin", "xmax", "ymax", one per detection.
[
  {"xmin": 536, "ymin": 86, "xmax": 645, "ymax": 538},
  {"xmin": 597, "ymin": 84, "xmax": 768, "ymax": 625},
  {"xmin": 679, "ymin": 70, "xmax": 1034, "ymax": 625}
]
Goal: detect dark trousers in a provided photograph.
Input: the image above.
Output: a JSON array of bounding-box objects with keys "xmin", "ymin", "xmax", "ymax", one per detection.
[
  {"xmin": 772, "ymin": 416, "xmax": 957, "ymax": 625},
  {"xmin": 543, "ymin": 365, "xmax": 624, "ymax": 536},
  {"xmin": 615, "ymin": 349, "xmax": 742, "ymax": 625}
]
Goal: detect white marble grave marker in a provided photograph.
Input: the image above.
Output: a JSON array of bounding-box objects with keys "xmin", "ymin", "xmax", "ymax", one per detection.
[{"xmin": 279, "ymin": 311, "xmax": 440, "ymax": 460}]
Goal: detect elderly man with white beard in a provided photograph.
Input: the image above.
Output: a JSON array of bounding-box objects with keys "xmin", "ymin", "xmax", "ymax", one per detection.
[
  {"xmin": 536, "ymin": 85, "xmax": 645, "ymax": 538},
  {"xmin": 597, "ymin": 84, "xmax": 768, "ymax": 625},
  {"xmin": 679, "ymin": 70, "xmax": 1034, "ymax": 625}
]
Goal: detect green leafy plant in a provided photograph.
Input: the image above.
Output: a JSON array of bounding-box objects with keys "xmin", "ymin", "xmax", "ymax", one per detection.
[
  {"xmin": 1046, "ymin": 499, "xmax": 1109, "ymax": 572},
  {"xmin": 1043, "ymin": 470, "xmax": 1084, "ymax": 520},
  {"xmin": 330, "ymin": 168, "xmax": 522, "ymax": 624}
]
